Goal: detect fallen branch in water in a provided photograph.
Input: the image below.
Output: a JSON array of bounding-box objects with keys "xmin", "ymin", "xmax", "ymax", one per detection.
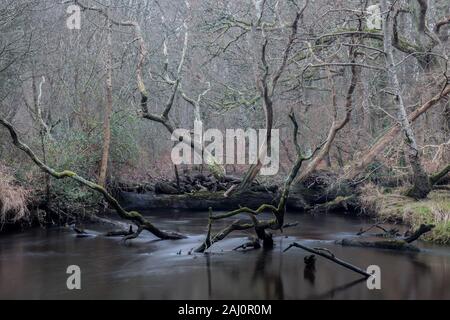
[
  {"xmin": 0, "ymin": 117, "xmax": 185, "ymax": 241},
  {"xmin": 233, "ymin": 237, "xmax": 261, "ymax": 251},
  {"xmin": 105, "ymin": 225, "xmax": 134, "ymax": 237},
  {"xmin": 284, "ymin": 242, "xmax": 371, "ymax": 278},
  {"xmin": 338, "ymin": 224, "xmax": 435, "ymax": 252},
  {"xmin": 403, "ymin": 224, "xmax": 435, "ymax": 243}
]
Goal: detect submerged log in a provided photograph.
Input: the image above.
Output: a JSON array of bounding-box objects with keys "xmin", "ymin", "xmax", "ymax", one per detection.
[
  {"xmin": 105, "ymin": 225, "xmax": 134, "ymax": 237},
  {"xmin": 337, "ymin": 224, "xmax": 435, "ymax": 252},
  {"xmin": 337, "ymin": 238, "xmax": 421, "ymax": 252}
]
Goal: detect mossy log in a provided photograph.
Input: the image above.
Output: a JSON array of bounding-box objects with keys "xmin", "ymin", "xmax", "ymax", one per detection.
[
  {"xmin": 337, "ymin": 238, "xmax": 420, "ymax": 252},
  {"xmin": 311, "ymin": 195, "xmax": 357, "ymax": 213},
  {"xmin": 337, "ymin": 224, "xmax": 435, "ymax": 252},
  {"xmin": 118, "ymin": 190, "xmax": 279, "ymax": 211}
]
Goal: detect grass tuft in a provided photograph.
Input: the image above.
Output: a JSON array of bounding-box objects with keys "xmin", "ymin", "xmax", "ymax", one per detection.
[
  {"xmin": 0, "ymin": 165, "xmax": 30, "ymax": 225},
  {"xmin": 360, "ymin": 183, "xmax": 450, "ymax": 244}
]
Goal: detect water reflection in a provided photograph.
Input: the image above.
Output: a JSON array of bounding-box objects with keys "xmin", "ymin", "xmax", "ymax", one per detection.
[
  {"xmin": 0, "ymin": 212, "xmax": 449, "ymax": 299},
  {"xmin": 308, "ymin": 278, "xmax": 367, "ymax": 300}
]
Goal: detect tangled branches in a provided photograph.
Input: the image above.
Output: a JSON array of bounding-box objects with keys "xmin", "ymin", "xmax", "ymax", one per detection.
[{"xmin": 195, "ymin": 111, "xmax": 325, "ymax": 253}]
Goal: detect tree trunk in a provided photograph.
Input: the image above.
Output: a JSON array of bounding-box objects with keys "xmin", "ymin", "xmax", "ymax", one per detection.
[
  {"xmin": 98, "ymin": 20, "xmax": 113, "ymax": 188},
  {"xmin": 381, "ymin": 0, "xmax": 431, "ymax": 199},
  {"xmin": 342, "ymin": 84, "xmax": 450, "ymax": 181}
]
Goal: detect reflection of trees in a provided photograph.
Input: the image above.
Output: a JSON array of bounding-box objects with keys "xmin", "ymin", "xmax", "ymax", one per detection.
[
  {"xmin": 201, "ymin": 236, "xmax": 450, "ymax": 300},
  {"xmin": 304, "ymin": 263, "xmax": 316, "ymax": 285},
  {"xmin": 251, "ymin": 251, "xmax": 285, "ymax": 300},
  {"xmin": 306, "ymin": 278, "xmax": 366, "ymax": 300},
  {"xmin": 205, "ymin": 248, "xmax": 285, "ymax": 299}
]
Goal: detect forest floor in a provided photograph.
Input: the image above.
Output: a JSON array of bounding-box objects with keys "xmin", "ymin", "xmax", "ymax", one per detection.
[{"xmin": 360, "ymin": 185, "xmax": 450, "ymax": 245}]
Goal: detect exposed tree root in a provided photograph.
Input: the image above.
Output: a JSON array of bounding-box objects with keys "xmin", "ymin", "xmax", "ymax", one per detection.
[{"xmin": 0, "ymin": 117, "xmax": 186, "ymax": 241}]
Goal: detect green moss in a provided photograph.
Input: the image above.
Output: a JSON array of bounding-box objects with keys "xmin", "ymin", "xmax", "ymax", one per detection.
[
  {"xmin": 61, "ymin": 170, "xmax": 76, "ymax": 178},
  {"xmin": 408, "ymin": 204, "xmax": 432, "ymax": 216}
]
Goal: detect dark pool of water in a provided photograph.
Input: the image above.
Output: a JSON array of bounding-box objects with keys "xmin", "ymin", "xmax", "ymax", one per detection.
[{"xmin": 1, "ymin": 211, "xmax": 449, "ymax": 300}]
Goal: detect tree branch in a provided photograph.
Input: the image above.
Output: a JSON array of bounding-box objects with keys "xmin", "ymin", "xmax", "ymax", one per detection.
[{"xmin": 0, "ymin": 117, "xmax": 185, "ymax": 240}]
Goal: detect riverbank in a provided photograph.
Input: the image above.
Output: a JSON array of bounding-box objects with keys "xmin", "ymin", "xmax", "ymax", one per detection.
[
  {"xmin": 360, "ymin": 184, "xmax": 450, "ymax": 245},
  {"xmin": 2, "ymin": 164, "xmax": 449, "ymax": 246}
]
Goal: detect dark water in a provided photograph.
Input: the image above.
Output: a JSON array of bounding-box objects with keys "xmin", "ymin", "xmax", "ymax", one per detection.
[{"xmin": 0, "ymin": 211, "xmax": 449, "ymax": 300}]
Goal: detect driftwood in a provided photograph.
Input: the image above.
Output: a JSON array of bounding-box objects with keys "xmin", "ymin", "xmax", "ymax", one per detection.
[
  {"xmin": 357, "ymin": 223, "xmax": 401, "ymax": 237},
  {"xmin": 105, "ymin": 225, "xmax": 134, "ymax": 237},
  {"xmin": 233, "ymin": 237, "xmax": 261, "ymax": 251},
  {"xmin": 71, "ymin": 225, "xmax": 91, "ymax": 238},
  {"xmin": 337, "ymin": 224, "xmax": 435, "ymax": 252},
  {"xmin": 150, "ymin": 174, "xmax": 277, "ymax": 196},
  {"xmin": 310, "ymin": 195, "xmax": 357, "ymax": 213},
  {"xmin": 337, "ymin": 238, "xmax": 421, "ymax": 252},
  {"xmin": 284, "ymin": 242, "xmax": 371, "ymax": 278},
  {"xmin": 404, "ymin": 224, "xmax": 435, "ymax": 243}
]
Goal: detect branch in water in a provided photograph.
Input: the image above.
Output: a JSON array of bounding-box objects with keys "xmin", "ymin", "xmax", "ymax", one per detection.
[{"xmin": 284, "ymin": 242, "xmax": 371, "ymax": 278}]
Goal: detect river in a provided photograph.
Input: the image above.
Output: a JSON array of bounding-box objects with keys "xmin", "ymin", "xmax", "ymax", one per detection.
[{"xmin": 0, "ymin": 211, "xmax": 449, "ymax": 299}]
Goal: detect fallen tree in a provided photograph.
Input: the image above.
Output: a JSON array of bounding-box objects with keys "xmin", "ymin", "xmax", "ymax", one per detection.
[
  {"xmin": 0, "ymin": 117, "xmax": 185, "ymax": 240},
  {"xmin": 342, "ymin": 82, "xmax": 450, "ymax": 183},
  {"xmin": 195, "ymin": 111, "xmax": 325, "ymax": 253}
]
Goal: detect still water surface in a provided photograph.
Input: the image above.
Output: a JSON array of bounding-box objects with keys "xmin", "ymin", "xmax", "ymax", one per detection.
[{"xmin": 0, "ymin": 211, "xmax": 449, "ymax": 299}]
